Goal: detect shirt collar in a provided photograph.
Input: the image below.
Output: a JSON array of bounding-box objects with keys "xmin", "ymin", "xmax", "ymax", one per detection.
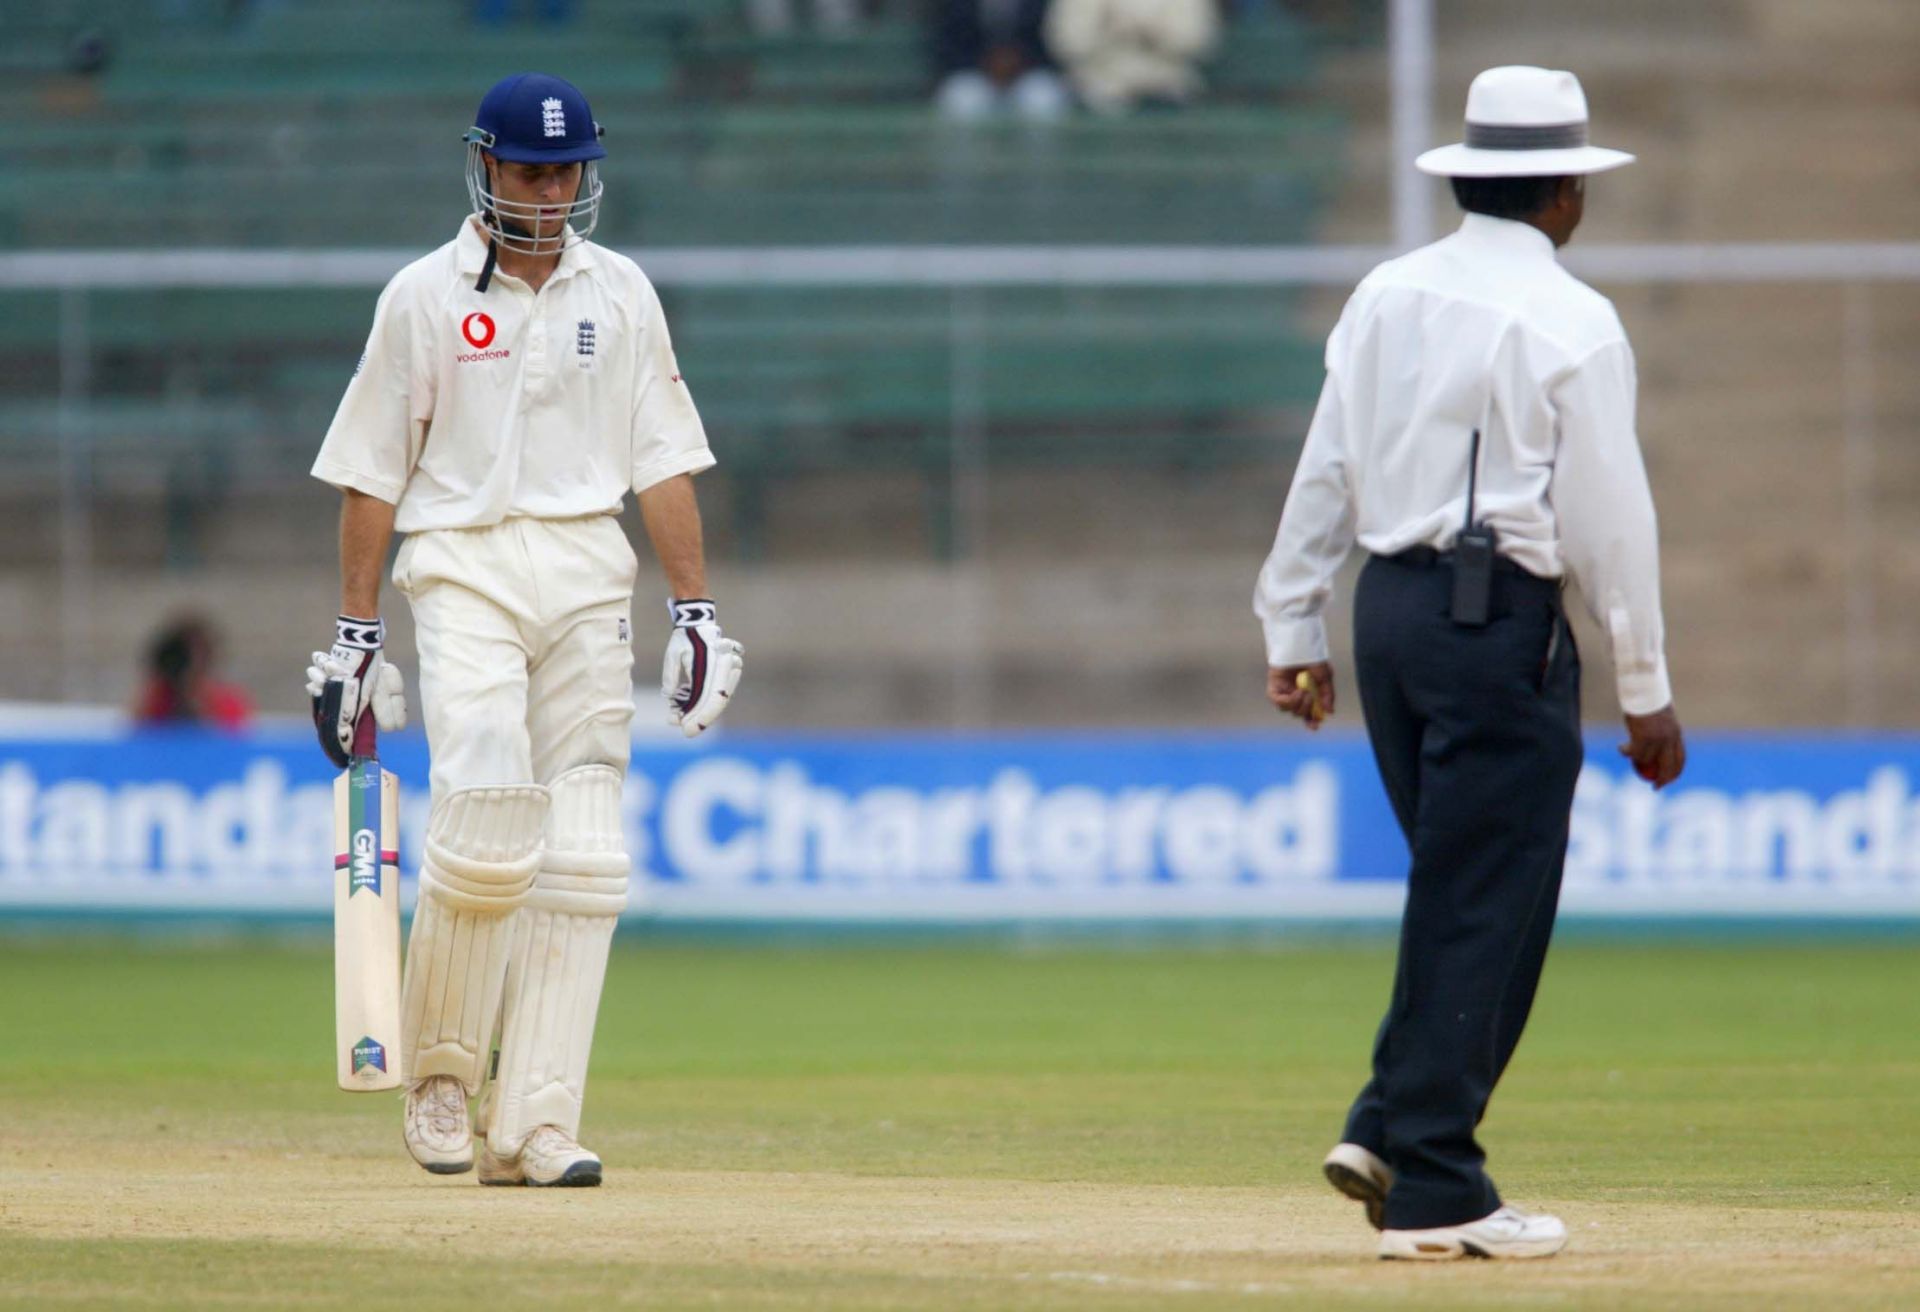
[
  {"xmin": 1455, "ymin": 212, "xmax": 1559, "ymax": 262},
  {"xmin": 456, "ymin": 217, "xmax": 491, "ymax": 274},
  {"xmin": 454, "ymin": 217, "xmax": 598, "ymax": 283}
]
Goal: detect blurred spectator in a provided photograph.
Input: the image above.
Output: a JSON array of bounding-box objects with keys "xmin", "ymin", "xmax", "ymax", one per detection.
[
  {"xmin": 132, "ymin": 614, "xmax": 255, "ymax": 730},
  {"xmin": 36, "ymin": 26, "xmax": 112, "ymax": 118},
  {"xmin": 932, "ymin": 0, "xmax": 1070, "ymax": 122},
  {"xmin": 65, "ymin": 28, "xmax": 113, "ymax": 76},
  {"xmin": 155, "ymin": 0, "xmax": 249, "ymax": 21},
  {"xmin": 473, "ymin": 0, "xmax": 575, "ymax": 26},
  {"xmin": 1045, "ymin": 0, "xmax": 1220, "ymax": 113},
  {"xmin": 160, "ymin": 0, "xmax": 291, "ymax": 24},
  {"xmin": 748, "ymin": 0, "xmax": 863, "ymax": 37}
]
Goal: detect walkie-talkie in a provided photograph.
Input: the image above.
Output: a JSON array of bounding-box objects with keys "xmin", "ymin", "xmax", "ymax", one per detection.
[{"xmin": 1451, "ymin": 427, "xmax": 1498, "ymax": 628}]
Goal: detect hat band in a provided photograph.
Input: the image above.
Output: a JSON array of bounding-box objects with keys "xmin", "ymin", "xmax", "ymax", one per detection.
[{"xmin": 1463, "ymin": 121, "xmax": 1589, "ymax": 151}]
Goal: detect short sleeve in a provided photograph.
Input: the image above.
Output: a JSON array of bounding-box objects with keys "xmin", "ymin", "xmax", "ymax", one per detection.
[
  {"xmin": 310, "ymin": 278, "xmax": 424, "ymax": 503},
  {"xmin": 630, "ymin": 281, "xmax": 716, "ymax": 494}
]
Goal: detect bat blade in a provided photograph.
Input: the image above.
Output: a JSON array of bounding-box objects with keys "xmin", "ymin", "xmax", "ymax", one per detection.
[{"xmin": 334, "ymin": 753, "xmax": 404, "ymax": 1092}]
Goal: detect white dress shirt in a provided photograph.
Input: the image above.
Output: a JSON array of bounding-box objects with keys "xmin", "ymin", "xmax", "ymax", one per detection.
[
  {"xmin": 311, "ymin": 220, "xmax": 715, "ymax": 532},
  {"xmin": 1254, "ymin": 213, "xmax": 1672, "ymax": 714}
]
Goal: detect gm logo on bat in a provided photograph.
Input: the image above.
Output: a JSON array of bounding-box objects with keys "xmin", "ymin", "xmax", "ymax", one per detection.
[
  {"xmin": 349, "ymin": 827, "xmax": 381, "ymax": 897},
  {"xmin": 351, "ymin": 1036, "xmax": 388, "ymax": 1075}
]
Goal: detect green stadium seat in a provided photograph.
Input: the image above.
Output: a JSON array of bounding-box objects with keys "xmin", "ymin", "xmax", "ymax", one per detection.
[{"xmin": 0, "ymin": 0, "xmax": 1361, "ymax": 561}]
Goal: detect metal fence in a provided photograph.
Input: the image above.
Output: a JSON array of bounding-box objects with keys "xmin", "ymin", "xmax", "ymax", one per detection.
[{"xmin": 1, "ymin": 243, "xmax": 1915, "ymax": 728}]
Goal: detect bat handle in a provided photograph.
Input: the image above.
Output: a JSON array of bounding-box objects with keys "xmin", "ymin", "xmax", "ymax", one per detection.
[{"xmin": 350, "ymin": 709, "xmax": 378, "ymax": 759}]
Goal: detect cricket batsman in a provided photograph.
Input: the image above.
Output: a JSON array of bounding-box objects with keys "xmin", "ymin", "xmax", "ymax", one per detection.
[{"xmin": 304, "ymin": 73, "xmax": 743, "ymax": 1186}]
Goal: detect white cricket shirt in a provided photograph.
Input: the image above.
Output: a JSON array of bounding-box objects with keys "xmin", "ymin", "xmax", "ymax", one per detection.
[
  {"xmin": 1254, "ymin": 213, "xmax": 1672, "ymax": 714},
  {"xmin": 311, "ymin": 220, "xmax": 715, "ymax": 531}
]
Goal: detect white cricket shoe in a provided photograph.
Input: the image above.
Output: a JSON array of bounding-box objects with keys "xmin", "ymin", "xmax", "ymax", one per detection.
[
  {"xmin": 1379, "ymin": 1206, "xmax": 1568, "ymax": 1261},
  {"xmin": 1323, "ymin": 1142, "xmax": 1394, "ymax": 1230},
  {"xmin": 478, "ymin": 1125, "xmax": 602, "ymax": 1188},
  {"xmin": 402, "ymin": 1075, "xmax": 473, "ymax": 1175}
]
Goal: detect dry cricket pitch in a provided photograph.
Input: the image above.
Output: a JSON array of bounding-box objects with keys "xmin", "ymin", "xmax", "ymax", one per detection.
[{"xmin": 2, "ymin": 939, "xmax": 1916, "ymax": 1309}]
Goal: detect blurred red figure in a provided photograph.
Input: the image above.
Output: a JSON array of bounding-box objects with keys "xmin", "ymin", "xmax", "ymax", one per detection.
[{"xmin": 133, "ymin": 614, "xmax": 255, "ymax": 730}]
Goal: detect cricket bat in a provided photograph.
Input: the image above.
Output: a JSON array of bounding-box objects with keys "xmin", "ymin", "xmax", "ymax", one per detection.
[{"xmin": 333, "ymin": 712, "xmax": 404, "ymax": 1091}]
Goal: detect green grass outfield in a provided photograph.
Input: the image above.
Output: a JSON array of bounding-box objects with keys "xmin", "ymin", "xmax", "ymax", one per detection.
[{"xmin": 1, "ymin": 935, "xmax": 1916, "ymax": 1309}]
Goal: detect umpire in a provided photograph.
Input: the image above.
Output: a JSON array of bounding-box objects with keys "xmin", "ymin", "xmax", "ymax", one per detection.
[{"xmin": 1253, "ymin": 66, "xmax": 1686, "ymax": 1261}]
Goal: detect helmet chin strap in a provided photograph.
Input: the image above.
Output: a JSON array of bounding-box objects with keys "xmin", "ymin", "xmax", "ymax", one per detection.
[
  {"xmin": 474, "ymin": 213, "xmax": 565, "ymax": 292},
  {"xmin": 475, "ymin": 234, "xmax": 499, "ymax": 293}
]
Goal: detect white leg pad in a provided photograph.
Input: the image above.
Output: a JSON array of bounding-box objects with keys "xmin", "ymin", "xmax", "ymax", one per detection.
[
  {"xmin": 486, "ymin": 764, "xmax": 629, "ymax": 1154},
  {"xmin": 402, "ymin": 783, "xmax": 549, "ymax": 1093}
]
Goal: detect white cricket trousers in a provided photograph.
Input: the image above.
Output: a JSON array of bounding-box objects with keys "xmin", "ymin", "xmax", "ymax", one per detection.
[
  {"xmin": 394, "ymin": 514, "xmax": 635, "ymax": 1140},
  {"xmin": 393, "ymin": 513, "xmax": 637, "ymax": 797}
]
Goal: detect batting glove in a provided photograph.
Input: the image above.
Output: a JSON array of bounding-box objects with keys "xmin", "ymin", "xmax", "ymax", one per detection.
[
  {"xmin": 662, "ymin": 599, "xmax": 743, "ymax": 738},
  {"xmin": 306, "ymin": 615, "xmax": 408, "ymax": 768}
]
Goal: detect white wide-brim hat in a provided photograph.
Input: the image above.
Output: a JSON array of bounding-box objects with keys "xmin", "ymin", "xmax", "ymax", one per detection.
[{"xmin": 1416, "ymin": 65, "xmax": 1634, "ymax": 178}]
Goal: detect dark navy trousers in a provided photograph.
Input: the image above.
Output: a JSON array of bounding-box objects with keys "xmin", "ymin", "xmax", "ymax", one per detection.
[{"xmin": 1341, "ymin": 550, "xmax": 1583, "ymax": 1230}]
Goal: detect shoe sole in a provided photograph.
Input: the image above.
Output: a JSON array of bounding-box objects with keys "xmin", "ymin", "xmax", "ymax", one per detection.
[
  {"xmin": 479, "ymin": 1160, "xmax": 602, "ymax": 1188},
  {"xmin": 407, "ymin": 1143, "xmax": 474, "ymax": 1175},
  {"xmin": 1323, "ymin": 1160, "xmax": 1387, "ymax": 1231},
  {"xmin": 1380, "ymin": 1236, "xmax": 1481, "ymax": 1261},
  {"xmin": 1379, "ymin": 1234, "xmax": 1566, "ymax": 1261},
  {"xmin": 528, "ymin": 1160, "xmax": 602, "ymax": 1188}
]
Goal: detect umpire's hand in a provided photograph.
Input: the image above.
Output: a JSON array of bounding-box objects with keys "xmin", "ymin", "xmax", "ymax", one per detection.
[
  {"xmin": 1620, "ymin": 704, "xmax": 1686, "ymax": 789},
  {"xmin": 1268, "ymin": 662, "xmax": 1335, "ymax": 732}
]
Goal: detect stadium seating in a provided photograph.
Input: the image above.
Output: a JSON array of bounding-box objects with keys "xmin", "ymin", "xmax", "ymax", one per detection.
[{"xmin": 2, "ymin": 0, "xmax": 1349, "ymax": 562}]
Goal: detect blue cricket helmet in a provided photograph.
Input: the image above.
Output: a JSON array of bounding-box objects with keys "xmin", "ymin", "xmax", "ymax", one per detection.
[{"xmin": 463, "ymin": 73, "xmax": 606, "ymax": 254}]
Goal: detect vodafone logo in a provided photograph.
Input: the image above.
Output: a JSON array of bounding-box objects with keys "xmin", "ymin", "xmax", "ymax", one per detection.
[
  {"xmin": 455, "ymin": 311, "xmax": 507, "ymax": 363},
  {"xmin": 460, "ymin": 312, "xmax": 496, "ymax": 349}
]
